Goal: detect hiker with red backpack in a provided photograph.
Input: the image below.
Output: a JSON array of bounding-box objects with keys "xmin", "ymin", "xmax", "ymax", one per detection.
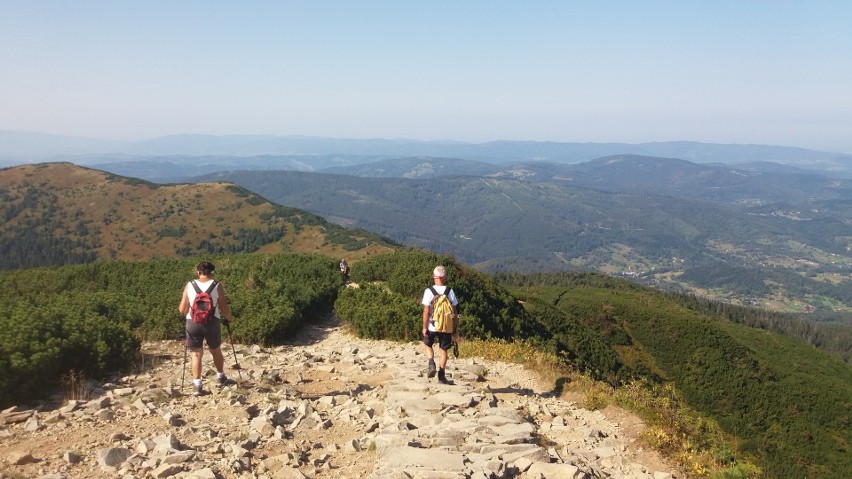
[
  {"xmin": 421, "ymin": 265, "xmax": 459, "ymax": 384},
  {"xmin": 178, "ymin": 261, "xmax": 234, "ymax": 396}
]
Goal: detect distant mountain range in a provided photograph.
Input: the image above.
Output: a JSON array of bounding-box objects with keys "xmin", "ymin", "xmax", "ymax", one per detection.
[
  {"xmin": 189, "ymin": 156, "xmax": 852, "ymax": 314},
  {"xmin": 2, "ymin": 130, "xmax": 851, "ymax": 178},
  {"xmin": 3, "ymin": 132, "xmax": 851, "ymax": 314}
]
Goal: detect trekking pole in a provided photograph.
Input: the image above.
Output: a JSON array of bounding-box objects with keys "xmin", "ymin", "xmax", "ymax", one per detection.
[
  {"xmin": 181, "ymin": 337, "xmax": 188, "ymax": 391},
  {"xmin": 223, "ymin": 320, "xmax": 243, "ymax": 382}
]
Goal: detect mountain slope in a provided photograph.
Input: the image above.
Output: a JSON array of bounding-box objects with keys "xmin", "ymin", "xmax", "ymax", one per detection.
[
  {"xmin": 4, "ymin": 130, "xmax": 851, "ymax": 178},
  {"xmin": 559, "ymin": 154, "xmax": 852, "ymax": 205},
  {"xmin": 0, "ymin": 163, "xmax": 394, "ymax": 270},
  {"xmin": 319, "ymin": 156, "xmax": 501, "ymax": 178},
  {"xmin": 84, "ymin": 154, "xmax": 392, "ymax": 182},
  {"xmin": 199, "ymin": 167, "xmax": 852, "ymax": 313},
  {"xmin": 1, "ymin": 241, "xmax": 847, "ymax": 477},
  {"xmin": 503, "ymin": 276, "xmax": 852, "ymax": 479}
]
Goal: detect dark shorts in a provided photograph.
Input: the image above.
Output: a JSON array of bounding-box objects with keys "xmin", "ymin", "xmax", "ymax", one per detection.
[
  {"xmin": 185, "ymin": 317, "xmax": 222, "ymax": 349},
  {"xmin": 423, "ymin": 331, "xmax": 453, "ymax": 351}
]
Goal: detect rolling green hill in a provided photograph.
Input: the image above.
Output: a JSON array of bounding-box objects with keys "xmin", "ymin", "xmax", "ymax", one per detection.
[
  {"xmin": 314, "ymin": 154, "xmax": 852, "ymax": 207},
  {"xmin": 0, "ymin": 163, "xmax": 395, "ymax": 270}
]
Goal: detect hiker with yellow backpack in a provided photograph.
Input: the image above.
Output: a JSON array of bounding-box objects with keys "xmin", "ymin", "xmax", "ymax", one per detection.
[{"xmin": 421, "ymin": 265, "xmax": 459, "ymax": 384}]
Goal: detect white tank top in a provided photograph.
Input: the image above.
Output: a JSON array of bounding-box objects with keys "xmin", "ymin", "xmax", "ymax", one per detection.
[{"xmin": 186, "ymin": 279, "xmax": 220, "ymax": 320}]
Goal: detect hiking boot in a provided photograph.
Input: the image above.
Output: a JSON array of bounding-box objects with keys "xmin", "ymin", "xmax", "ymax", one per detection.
[
  {"xmin": 217, "ymin": 374, "xmax": 232, "ymax": 386},
  {"xmin": 427, "ymin": 359, "xmax": 437, "ymax": 378},
  {"xmin": 192, "ymin": 383, "xmax": 204, "ymax": 396},
  {"xmin": 438, "ymin": 369, "xmax": 451, "ymax": 385}
]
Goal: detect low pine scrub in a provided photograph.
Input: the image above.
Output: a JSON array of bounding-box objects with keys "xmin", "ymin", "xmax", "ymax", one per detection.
[{"xmin": 0, "ymin": 252, "xmax": 341, "ymax": 407}]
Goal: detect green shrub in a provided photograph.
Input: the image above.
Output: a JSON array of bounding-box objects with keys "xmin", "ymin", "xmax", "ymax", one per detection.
[
  {"xmin": 346, "ymin": 248, "xmax": 545, "ymax": 341},
  {"xmin": 334, "ymin": 284, "xmax": 421, "ymax": 340},
  {"xmin": 0, "ymin": 294, "xmax": 141, "ymax": 407},
  {"xmin": 0, "ymin": 252, "xmax": 341, "ymax": 407}
]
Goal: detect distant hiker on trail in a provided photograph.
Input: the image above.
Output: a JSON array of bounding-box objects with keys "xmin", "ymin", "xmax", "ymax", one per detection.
[
  {"xmin": 421, "ymin": 265, "xmax": 459, "ymax": 384},
  {"xmin": 178, "ymin": 261, "xmax": 234, "ymax": 396},
  {"xmin": 339, "ymin": 258, "xmax": 350, "ymax": 284}
]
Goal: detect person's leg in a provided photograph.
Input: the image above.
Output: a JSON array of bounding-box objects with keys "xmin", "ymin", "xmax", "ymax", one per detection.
[
  {"xmin": 210, "ymin": 347, "xmax": 225, "ymax": 373},
  {"xmin": 437, "ymin": 348, "xmax": 451, "ymax": 383},
  {"xmin": 189, "ymin": 348, "xmax": 205, "ymax": 394},
  {"xmin": 438, "ymin": 347, "xmax": 449, "ymax": 370},
  {"xmin": 423, "ymin": 332, "xmax": 437, "ymax": 378},
  {"xmin": 190, "ymin": 349, "xmax": 204, "ymax": 379},
  {"xmin": 205, "ymin": 321, "xmax": 229, "ymax": 384},
  {"xmin": 437, "ymin": 333, "xmax": 453, "ymax": 384},
  {"xmin": 186, "ymin": 321, "xmax": 208, "ymax": 395}
]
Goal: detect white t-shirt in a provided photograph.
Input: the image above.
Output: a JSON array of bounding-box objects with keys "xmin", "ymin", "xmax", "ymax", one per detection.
[
  {"xmin": 421, "ymin": 285, "xmax": 459, "ymax": 332},
  {"xmin": 185, "ymin": 279, "xmax": 221, "ymax": 320}
]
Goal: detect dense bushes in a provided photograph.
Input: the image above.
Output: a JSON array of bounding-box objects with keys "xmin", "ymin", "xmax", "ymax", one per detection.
[
  {"xmin": 337, "ymin": 248, "xmax": 546, "ymax": 342},
  {"xmin": 335, "ymin": 284, "xmax": 421, "ymax": 340},
  {"xmin": 0, "ymin": 252, "xmax": 341, "ymax": 407},
  {"xmin": 552, "ymin": 284, "xmax": 851, "ymax": 479},
  {"xmin": 519, "ymin": 294, "xmax": 628, "ymax": 384},
  {"xmin": 0, "ymin": 292, "xmax": 142, "ymax": 407},
  {"xmin": 338, "ymin": 250, "xmax": 641, "ymax": 385},
  {"xmin": 495, "ymin": 271, "xmax": 851, "ymax": 479},
  {"xmin": 221, "ymin": 253, "xmax": 341, "ymax": 344}
]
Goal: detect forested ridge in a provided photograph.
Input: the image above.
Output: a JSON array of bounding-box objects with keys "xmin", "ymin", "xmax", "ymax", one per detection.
[
  {"xmin": 0, "ymin": 162, "xmax": 395, "ymax": 270},
  {"xmin": 201, "ymin": 165, "xmax": 852, "ymax": 314}
]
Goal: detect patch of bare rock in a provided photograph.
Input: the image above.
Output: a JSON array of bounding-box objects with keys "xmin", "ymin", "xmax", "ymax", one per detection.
[{"xmin": 1, "ymin": 317, "xmax": 680, "ymax": 478}]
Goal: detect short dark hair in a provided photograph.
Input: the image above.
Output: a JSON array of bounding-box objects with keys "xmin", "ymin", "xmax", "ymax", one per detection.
[{"xmin": 196, "ymin": 261, "xmax": 215, "ymax": 276}]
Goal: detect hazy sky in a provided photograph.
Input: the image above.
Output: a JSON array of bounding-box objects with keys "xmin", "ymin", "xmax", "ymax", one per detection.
[{"xmin": 2, "ymin": 1, "xmax": 851, "ymax": 153}]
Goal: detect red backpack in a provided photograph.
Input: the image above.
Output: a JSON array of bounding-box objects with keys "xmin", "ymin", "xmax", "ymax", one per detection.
[{"xmin": 189, "ymin": 280, "xmax": 218, "ymax": 324}]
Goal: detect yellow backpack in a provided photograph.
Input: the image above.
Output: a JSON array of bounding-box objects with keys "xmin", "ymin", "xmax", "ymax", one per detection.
[{"xmin": 429, "ymin": 286, "xmax": 456, "ymax": 333}]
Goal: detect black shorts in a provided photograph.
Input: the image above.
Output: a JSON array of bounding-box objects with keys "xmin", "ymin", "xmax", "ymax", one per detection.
[
  {"xmin": 423, "ymin": 331, "xmax": 453, "ymax": 351},
  {"xmin": 185, "ymin": 317, "xmax": 222, "ymax": 349}
]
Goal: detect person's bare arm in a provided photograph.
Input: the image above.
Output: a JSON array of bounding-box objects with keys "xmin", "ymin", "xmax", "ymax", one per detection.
[
  {"xmin": 178, "ymin": 284, "xmax": 189, "ymax": 315},
  {"xmin": 422, "ymin": 305, "xmax": 430, "ymax": 337},
  {"xmin": 217, "ymin": 283, "xmax": 232, "ymax": 321}
]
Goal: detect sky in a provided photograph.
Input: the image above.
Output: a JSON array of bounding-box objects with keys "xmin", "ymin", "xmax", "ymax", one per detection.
[{"xmin": 1, "ymin": 1, "xmax": 851, "ymax": 153}]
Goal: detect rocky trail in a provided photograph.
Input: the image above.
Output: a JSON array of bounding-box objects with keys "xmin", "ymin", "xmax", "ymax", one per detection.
[{"xmin": 1, "ymin": 317, "xmax": 680, "ymax": 479}]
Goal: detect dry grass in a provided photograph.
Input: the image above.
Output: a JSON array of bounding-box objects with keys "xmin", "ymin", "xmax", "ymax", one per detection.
[
  {"xmin": 61, "ymin": 370, "xmax": 92, "ymax": 402},
  {"xmin": 0, "ymin": 163, "xmax": 395, "ymax": 264}
]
